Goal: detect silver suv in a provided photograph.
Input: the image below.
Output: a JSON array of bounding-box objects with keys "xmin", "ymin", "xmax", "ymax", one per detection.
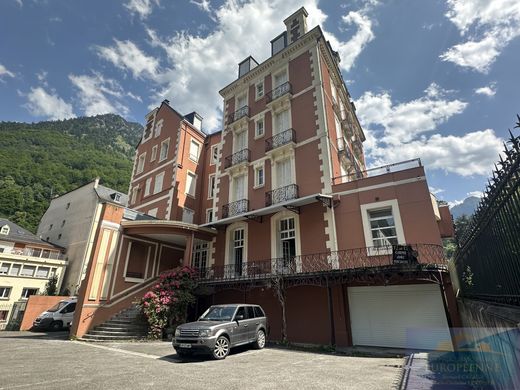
[{"xmin": 173, "ymin": 304, "xmax": 267, "ymax": 360}]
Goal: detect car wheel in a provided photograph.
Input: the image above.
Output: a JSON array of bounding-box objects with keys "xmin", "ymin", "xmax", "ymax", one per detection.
[
  {"xmin": 49, "ymin": 321, "xmax": 62, "ymax": 331},
  {"xmin": 253, "ymin": 329, "xmax": 266, "ymax": 349},
  {"xmin": 212, "ymin": 336, "xmax": 230, "ymax": 360}
]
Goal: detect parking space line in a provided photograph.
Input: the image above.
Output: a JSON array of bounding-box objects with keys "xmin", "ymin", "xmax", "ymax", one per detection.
[{"xmin": 71, "ymin": 341, "xmax": 173, "ymax": 361}]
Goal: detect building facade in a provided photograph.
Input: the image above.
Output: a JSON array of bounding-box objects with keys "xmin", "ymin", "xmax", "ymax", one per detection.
[
  {"xmin": 71, "ymin": 8, "xmax": 458, "ymax": 350},
  {"xmin": 0, "ymin": 219, "xmax": 66, "ymax": 330},
  {"xmin": 37, "ymin": 178, "xmax": 127, "ymax": 294}
]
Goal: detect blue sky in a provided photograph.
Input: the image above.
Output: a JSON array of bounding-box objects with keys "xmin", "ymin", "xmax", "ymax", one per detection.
[{"xmin": 1, "ymin": 0, "xmax": 519, "ymax": 206}]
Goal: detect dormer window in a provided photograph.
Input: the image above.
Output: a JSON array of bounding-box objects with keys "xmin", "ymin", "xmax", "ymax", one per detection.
[
  {"xmin": 0, "ymin": 225, "xmax": 9, "ymax": 235},
  {"xmin": 271, "ymin": 32, "xmax": 287, "ymax": 56}
]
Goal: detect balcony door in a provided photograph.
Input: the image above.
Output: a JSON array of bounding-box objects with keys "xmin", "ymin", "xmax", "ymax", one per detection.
[
  {"xmin": 233, "ymin": 228, "xmax": 244, "ymax": 276},
  {"xmin": 232, "ymin": 174, "xmax": 246, "ymax": 202},
  {"xmin": 234, "ymin": 129, "xmax": 247, "ymax": 152},
  {"xmin": 274, "ymin": 71, "xmax": 288, "ymax": 89},
  {"xmin": 279, "ymin": 217, "xmax": 296, "ymax": 271},
  {"xmin": 275, "ymin": 158, "xmax": 293, "ymax": 188},
  {"xmin": 236, "ymin": 94, "xmax": 247, "ymax": 110},
  {"xmin": 274, "ymin": 109, "xmax": 289, "ymax": 136}
]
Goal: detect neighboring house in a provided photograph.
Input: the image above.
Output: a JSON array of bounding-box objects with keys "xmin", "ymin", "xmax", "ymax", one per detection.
[
  {"xmin": 71, "ymin": 8, "xmax": 458, "ymax": 350},
  {"xmin": 37, "ymin": 178, "xmax": 127, "ymax": 294},
  {"xmin": 0, "ymin": 219, "xmax": 66, "ymax": 330}
]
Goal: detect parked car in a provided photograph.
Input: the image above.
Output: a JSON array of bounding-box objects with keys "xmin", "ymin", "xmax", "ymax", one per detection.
[
  {"xmin": 173, "ymin": 304, "xmax": 268, "ymax": 360},
  {"xmin": 33, "ymin": 298, "xmax": 77, "ymax": 331}
]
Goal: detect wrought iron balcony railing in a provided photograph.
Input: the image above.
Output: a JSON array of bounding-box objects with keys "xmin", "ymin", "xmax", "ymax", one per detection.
[
  {"xmin": 192, "ymin": 244, "xmax": 447, "ymax": 282},
  {"xmin": 227, "ymin": 105, "xmax": 249, "ymax": 125},
  {"xmin": 266, "ymin": 82, "xmax": 292, "ymax": 103},
  {"xmin": 265, "ymin": 183, "xmax": 298, "ymax": 206},
  {"xmin": 224, "ymin": 148, "xmax": 250, "ymax": 169},
  {"xmin": 222, "ymin": 199, "xmax": 249, "ymax": 219},
  {"xmin": 265, "ymin": 129, "xmax": 296, "ymax": 152}
]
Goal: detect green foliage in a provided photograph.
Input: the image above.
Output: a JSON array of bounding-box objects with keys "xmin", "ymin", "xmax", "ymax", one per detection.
[
  {"xmin": 454, "ymin": 215, "xmax": 473, "ymax": 245},
  {"xmin": 443, "ymin": 238, "xmax": 457, "ymax": 260},
  {"xmin": 139, "ymin": 267, "xmax": 198, "ymax": 339},
  {"xmin": 0, "ymin": 114, "xmax": 142, "ymax": 232},
  {"xmin": 43, "ymin": 275, "xmax": 59, "ymax": 296}
]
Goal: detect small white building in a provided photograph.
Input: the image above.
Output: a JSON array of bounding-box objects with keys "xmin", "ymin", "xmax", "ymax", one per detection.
[
  {"xmin": 0, "ymin": 219, "xmax": 66, "ymax": 330},
  {"xmin": 37, "ymin": 178, "xmax": 127, "ymax": 294}
]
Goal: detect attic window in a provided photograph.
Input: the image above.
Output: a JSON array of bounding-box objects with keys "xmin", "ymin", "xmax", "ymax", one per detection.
[
  {"xmin": 0, "ymin": 225, "xmax": 9, "ymax": 235},
  {"xmin": 271, "ymin": 32, "xmax": 287, "ymax": 56},
  {"xmin": 111, "ymin": 193, "xmax": 122, "ymax": 203}
]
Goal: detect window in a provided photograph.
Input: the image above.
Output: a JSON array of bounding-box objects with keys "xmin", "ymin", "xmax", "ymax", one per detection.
[
  {"xmin": 48, "ymin": 224, "xmax": 53, "ymax": 231},
  {"xmin": 154, "ymin": 172, "xmax": 164, "ymax": 194},
  {"xmin": 274, "ymin": 109, "xmax": 290, "ymax": 134},
  {"xmin": 192, "ymin": 242, "xmax": 208, "ymax": 269},
  {"xmin": 254, "ymin": 306, "xmax": 265, "ymax": 318},
  {"xmin": 368, "ymin": 208, "xmax": 398, "ymax": 247},
  {"xmin": 208, "ymin": 174, "xmax": 216, "ymax": 199},
  {"xmin": 159, "ymin": 139, "xmax": 170, "ymax": 161},
  {"xmin": 143, "ymin": 116, "xmax": 154, "ymax": 140},
  {"xmin": 331, "ymin": 79, "xmax": 337, "ymax": 103},
  {"xmin": 189, "ymin": 139, "xmax": 201, "ymax": 162},
  {"xmin": 236, "ymin": 93, "xmax": 247, "ymax": 110},
  {"xmin": 58, "ymin": 234, "xmax": 62, "ymax": 240},
  {"xmin": 210, "ymin": 145, "xmax": 219, "ymax": 165},
  {"xmin": 61, "ymin": 302, "xmax": 76, "ymax": 313},
  {"xmin": 255, "ymin": 82, "xmax": 264, "ymax": 99},
  {"xmin": 254, "ymin": 165, "xmax": 264, "ymax": 188},
  {"xmin": 0, "ymin": 225, "xmax": 9, "ymax": 235},
  {"xmin": 66, "ymin": 202, "xmax": 71, "ymax": 210},
  {"xmin": 21, "ymin": 288, "xmax": 38, "ymax": 299},
  {"xmin": 137, "ymin": 153, "xmax": 146, "ymax": 174},
  {"xmin": 32, "ymin": 248, "xmax": 42, "ymax": 258},
  {"xmin": 61, "ymin": 220, "xmax": 66, "ymax": 228},
  {"xmin": 148, "ymin": 208, "xmax": 158, "ymax": 218},
  {"xmin": 246, "ymin": 306, "xmax": 255, "ymax": 319},
  {"xmin": 9, "ymin": 264, "xmax": 21, "ymax": 276},
  {"xmin": 0, "ymin": 287, "xmax": 11, "ymax": 299},
  {"xmin": 0, "ymin": 310, "xmax": 8, "ymax": 321},
  {"xmin": 255, "ymin": 117, "xmax": 264, "ymax": 138},
  {"xmin": 206, "ymin": 209, "xmax": 214, "ymax": 223},
  {"xmin": 154, "ymin": 119, "xmax": 163, "ymax": 138},
  {"xmin": 0, "ymin": 263, "xmax": 9, "ymax": 275},
  {"xmin": 20, "ymin": 265, "xmax": 36, "ymax": 277},
  {"xmin": 186, "ymin": 172, "xmax": 196, "ymax": 197},
  {"xmin": 274, "ymin": 70, "xmax": 288, "ymax": 89},
  {"xmin": 279, "ymin": 217, "xmax": 296, "ymax": 267},
  {"xmin": 150, "ymin": 145, "xmax": 158, "ymax": 161},
  {"xmin": 234, "ymin": 129, "xmax": 247, "ymax": 152},
  {"xmin": 232, "ymin": 228, "xmax": 244, "ymax": 276},
  {"xmin": 36, "ymin": 267, "xmax": 50, "ymax": 278},
  {"xmin": 275, "ymin": 158, "xmax": 293, "ymax": 188},
  {"xmin": 182, "ymin": 208, "xmax": 194, "ymax": 224},
  {"xmin": 50, "ymin": 268, "xmax": 57, "ymax": 277},
  {"xmin": 232, "ymin": 174, "xmax": 246, "ymax": 202},
  {"xmin": 144, "ymin": 177, "xmax": 152, "ymax": 196}
]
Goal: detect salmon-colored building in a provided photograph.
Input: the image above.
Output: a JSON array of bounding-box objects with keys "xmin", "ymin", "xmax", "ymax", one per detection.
[{"xmin": 71, "ymin": 8, "xmax": 458, "ymax": 350}]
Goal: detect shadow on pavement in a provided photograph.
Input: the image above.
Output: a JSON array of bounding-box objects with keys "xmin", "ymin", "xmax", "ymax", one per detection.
[
  {"xmin": 158, "ymin": 344, "xmax": 256, "ymax": 364},
  {"xmin": 0, "ymin": 330, "xmax": 70, "ymax": 340}
]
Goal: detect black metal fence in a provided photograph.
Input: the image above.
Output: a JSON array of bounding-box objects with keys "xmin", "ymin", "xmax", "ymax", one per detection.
[
  {"xmin": 265, "ymin": 129, "xmax": 296, "ymax": 152},
  {"xmin": 454, "ymin": 122, "xmax": 520, "ymax": 306},
  {"xmin": 265, "ymin": 184, "xmax": 298, "ymax": 206},
  {"xmin": 224, "ymin": 148, "xmax": 250, "ymax": 169},
  {"xmin": 222, "ymin": 199, "xmax": 249, "ymax": 218}
]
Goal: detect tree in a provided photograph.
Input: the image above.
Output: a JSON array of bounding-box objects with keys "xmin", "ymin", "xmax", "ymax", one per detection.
[{"xmin": 43, "ymin": 275, "xmax": 59, "ymax": 296}]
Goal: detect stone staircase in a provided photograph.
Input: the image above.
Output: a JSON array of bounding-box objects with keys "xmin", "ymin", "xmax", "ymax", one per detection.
[{"xmin": 79, "ymin": 305, "xmax": 149, "ymax": 342}]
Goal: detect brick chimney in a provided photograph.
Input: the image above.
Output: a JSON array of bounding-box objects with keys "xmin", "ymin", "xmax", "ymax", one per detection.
[{"xmin": 284, "ymin": 7, "xmax": 308, "ymax": 44}]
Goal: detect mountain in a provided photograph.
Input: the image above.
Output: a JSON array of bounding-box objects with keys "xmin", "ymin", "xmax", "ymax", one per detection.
[
  {"xmin": 0, "ymin": 114, "xmax": 143, "ymax": 232},
  {"xmin": 450, "ymin": 196, "xmax": 481, "ymax": 219}
]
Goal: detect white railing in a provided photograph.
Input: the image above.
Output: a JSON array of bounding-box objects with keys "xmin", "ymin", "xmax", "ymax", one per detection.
[{"xmin": 1, "ymin": 247, "xmax": 66, "ymax": 261}]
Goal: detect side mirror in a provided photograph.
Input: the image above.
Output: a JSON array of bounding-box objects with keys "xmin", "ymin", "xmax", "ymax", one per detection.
[{"xmin": 235, "ymin": 314, "xmax": 244, "ymax": 321}]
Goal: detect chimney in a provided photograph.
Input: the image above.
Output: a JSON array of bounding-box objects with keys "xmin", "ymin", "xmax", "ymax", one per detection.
[
  {"xmin": 162, "ymin": 99, "xmax": 170, "ymax": 105},
  {"xmin": 283, "ymin": 7, "xmax": 308, "ymax": 44}
]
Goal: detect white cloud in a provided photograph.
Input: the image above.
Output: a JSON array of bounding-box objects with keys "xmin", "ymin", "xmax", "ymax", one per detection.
[
  {"xmin": 467, "ymin": 190, "xmax": 483, "ymax": 198},
  {"xmin": 24, "ymin": 87, "xmax": 75, "ymax": 120},
  {"xmin": 95, "ymin": 40, "xmax": 159, "ymax": 79},
  {"xmin": 0, "ymin": 63, "xmax": 15, "ymax": 79},
  {"xmin": 474, "ymin": 83, "xmax": 496, "ymax": 97},
  {"xmin": 69, "ymin": 73, "xmax": 130, "ymax": 116},
  {"xmin": 440, "ymin": 0, "xmax": 520, "ymax": 72},
  {"xmin": 97, "ymin": 1, "xmax": 377, "ymax": 131},
  {"xmin": 190, "ymin": 0, "xmax": 211, "ymax": 14},
  {"xmin": 355, "ymin": 84, "xmax": 503, "ymax": 176},
  {"xmin": 429, "ymin": 187, "xmax": 445, "ymax": 195},
  {"xmin": 124, "ymin": 0, "xmax": 159, "ymax": 19}
]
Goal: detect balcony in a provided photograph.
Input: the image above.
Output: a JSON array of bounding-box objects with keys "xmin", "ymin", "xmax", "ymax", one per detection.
[
  {"xmin": 265, "ymin": 129, "xmax": 296, "ymax": 152},
  {"xmin": 265, "ymin": 184, "xmax": 299, "ymax": 207},
  {"xmin": 222, "ymin": 199, "xmax": 249, "ymax": 219},
  {"xmin": 336, "ymin": 137, "xmax": 353, "ymax": 162},
  {"xmin": 224, "ymin": 148, "xmax": 251, "ymax": 169},
  {"xmin": 193, "ymin": 244, "xmax": 447, "ymax": 282},
  {"xmin": 0, "ymin": 247, "xmax": 66, "ymax": 261},
  {"xmin": 332, "ymin": 158, "xmax": 422, "ymax": 185},
  {"xmin": 227, "ymin": 105, "xmax": 249, "ymax": 125},
  {"xmin": 266, "ymin": 82, "xmax": 292, "ymax": 103}
]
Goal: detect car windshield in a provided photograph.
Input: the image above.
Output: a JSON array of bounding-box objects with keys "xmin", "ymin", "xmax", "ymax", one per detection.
[
  {"xmin": 47, "ymin": 301, "xmax": 69, "ymax": 312},
  {"xmin": 199, "ymin": 306, "xmax": 237, "ymax": 321}
]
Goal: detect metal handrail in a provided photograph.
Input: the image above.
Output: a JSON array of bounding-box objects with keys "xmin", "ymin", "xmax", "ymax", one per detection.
[
  {"xmin": 265, "ymin": 129, "xmax": 296, "ymax": 152},
  {"xmin": 266, "ymin": 82, "xmax": 292, "ymax": 103},
  {"xmin": 222, "ymin": 199, "xmax": 249, "ymax": 219},
  {"xmin": 332, "ymin": 158, "xmax": 422, "ymax": 185},
  {"xmin": 0, "ymin": 247, "xmax": 66, "ymax": 261},
  {"xmin": 224, "ymin": 148, "xmax": 251, "ymax": 169},
  {"xmin": 227, "ymin": 105, "xmax": 249, "ymax": 124},
  {"xmin": 265, "ymin": 184, "xmax": 299, "ymax": 206}
]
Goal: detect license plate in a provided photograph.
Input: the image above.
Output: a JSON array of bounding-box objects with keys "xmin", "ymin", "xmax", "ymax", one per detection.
[{"xmin": 180, "ymin": 343, "xmax": 192, "ymax": 348}]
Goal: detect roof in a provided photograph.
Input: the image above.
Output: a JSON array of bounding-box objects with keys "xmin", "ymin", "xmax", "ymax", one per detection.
[
  {"xmin": 95, "ymin": 184, "xmax": 128, "ymax": 206},
  {"xmin": 0, "ymin": 218, "xmax": 63, "ymax": 249}
]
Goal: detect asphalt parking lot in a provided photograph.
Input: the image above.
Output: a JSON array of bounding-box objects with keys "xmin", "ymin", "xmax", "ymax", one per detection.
[{"xmin": 0, "ymin": 331, "xmax": 403, "ymax": 390}]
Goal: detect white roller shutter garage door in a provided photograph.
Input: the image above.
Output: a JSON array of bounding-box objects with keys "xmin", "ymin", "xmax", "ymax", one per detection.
[{"xmin": 348, "ymin": 284, "xmax": 453, "ymax": 350}]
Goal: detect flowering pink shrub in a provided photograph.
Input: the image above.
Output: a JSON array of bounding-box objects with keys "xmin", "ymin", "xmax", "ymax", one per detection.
[{"xmin": 139, "ymin": 266, "xmax": 197, "ymax": 338}]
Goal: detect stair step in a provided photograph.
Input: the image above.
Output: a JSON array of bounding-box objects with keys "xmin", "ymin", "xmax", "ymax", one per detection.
[
  {"xmin": 88, "ymin": 330, "xmax": 146, "ymax": 336},
  {"xmin": 95, "ymin": 325, "xmax": 148, "ymax": 332},
  {"xmin": 81, "ymin": 334, "xmax": 145, "ymax": 341}
]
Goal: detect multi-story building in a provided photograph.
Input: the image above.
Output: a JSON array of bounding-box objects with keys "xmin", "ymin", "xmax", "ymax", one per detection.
[
  {"xmin": 37, "ymin": 178, "xmax": 127, "ymax": 294},
  {"xmin": 71, "ymin": 8, "xmax": 458, "ymax": 350},
  {"xmin": 0, "ymin": 219, "xmax": 66, "ymax": 329}
]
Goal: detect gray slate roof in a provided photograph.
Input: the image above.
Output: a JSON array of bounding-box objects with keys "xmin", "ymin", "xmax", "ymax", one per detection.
[
  {"xmin": 0, "ymin": 218, "xmax": 62, "ymax": 248},
  {"xmin": 95, "ymin": 185, "xmax": 128, "ymax": 206}
]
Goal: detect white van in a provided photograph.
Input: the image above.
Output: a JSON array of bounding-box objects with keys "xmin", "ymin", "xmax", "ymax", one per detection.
[{"xmin": 33, "ymin": 298, "xmax": 77, "ymax": 331}]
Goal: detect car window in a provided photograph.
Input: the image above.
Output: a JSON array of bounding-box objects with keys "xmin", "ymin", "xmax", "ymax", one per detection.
[
  {"xmin": 234, "ymin": 306, "xmax": 246, "ymax": 320},
  {"xmin": 246, "ymin": 306, "xmax": 255, "ymax": 319},
  {"xmin": 254, "ymin": 306, "xmax": 265, "ymax": 318},
  {"xmin": 61, "ymin": 303, "xmax": 76, "ymax": 313},
  {"xmin": 200, "ymin": 306, "xmax": 237, "ymax": 321}
]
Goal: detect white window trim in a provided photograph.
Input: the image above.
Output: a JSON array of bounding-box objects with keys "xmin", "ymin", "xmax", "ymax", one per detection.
[
  {"xmin": 150, "ymin": 145, "xmax": 158, "ymax": 162},
  {"xmin": 153, "ymin": 172, "xmax": 165, "ymax": 194},
  {"xmin": 144, "ymin": 178, "xmax": 152, "ymax": 197},
  {"xmin": 224, "ymin": 221, "xmax": 248, "ymax": 268},
  {"xmin": 142, "ymin": 112, "xmax": 156, "ymax": 144},
  {"xmin": 185, "ymin": 170, "xmax": 197, "ymax": 198},
  {"xmin": 233, "ymin": 127, "xmax": 248, "ymax": 153},
  {"xmin": 158, "ymin": 139, "xmax": 170, "ymax": 162},
  {"xmin": 0, "ymin": 286, "xmax": 12, "ymax": 299},
  {"xmin": 182, "ymin": 207, "xmax": 195, "ymax": 224},
  {"xmin": 271, "ymin": 66, "xmax": 289, "ymax": 90},
  {"xmin": 360, "ymin": 199, "xmax": 406, "ymax": 256},
  {"xmin": 206, "ymin": 208, "xmax": 214, "ymax": 223},
  {"xmin": 208, "ymin": 174, "xmax": 216, "ymax": 199},
  {"xmin": 271, "ymin": 152, "xmax": 296, "ymax": 191},
  {"xmin": 189, "ymin": 138, "xmax": 201, "ymax": 163},
  {"xmin": 0, "ymin": 225, "xmax": 9, "ymax": 235},
  {"xmin": 235, "ymin": 90, "xmax": 249, "ymax": 112},
  {"xmin": 210, "ymin": 145, "xmax": 219, "ymax": 166},
  {"xmin": 122, "ymin": 241, "xmax": 151, "ymax": 283},
  {"xmin": 255, "ymin": 80, "xmax": 264, "ymax": 101},
  {"xmin": 136, "ymin": 153, "xmax": 146, "ymax": 174},
  {"xmin": 254, "ymin": 115, "xmax": 265, "ymax": 139},
  {"xmin": 229, "ymin": 171, "xmax": 248, "ymax": 202},
  {"xmin": 270, "ymin": 210, "xmax": 302, "ymax": 272},
  {"xmin": 154, "ymin": 119, "xmax": 164, "ymax": 138},
  {"xmin": 253, "ymin": 162, "xmax": 265, "ymax": 189}
]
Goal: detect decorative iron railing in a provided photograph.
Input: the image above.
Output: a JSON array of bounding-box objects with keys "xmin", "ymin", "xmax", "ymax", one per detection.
[
  {"xmin": 336, "ymin": 137, "xmax": 353, "ymax": 162},
  {"xmin": 265, "ymin": 129, "xmax": 296, "ymax": 152},
  {"xmin": 454, "ymin": 120, "xmax": 520, "ymax": 306},
  {"xmin": 266, "ymin": 82, "xmax": 292, "ymax": 103},
  {"xmin": 265, "ymin": 184, "xmax": 298, "ymax": 206},
  {"xmin": 227, "ymin": 105, "xmax": 249, "ymax": 124},
  {"xmin": 193, "ymin": 244, "xmax": 447, "ymax": 282},
  {"xmin": 222, "ymin": 199, "xmax": 249, "ymax": 219},
  {"xmin": 224, "ymin": 148, "xmax": 250, "ymax": 169},
  {"xmin": 332, "ymin": 158, "xmax": 422, "ymax": 185}
]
